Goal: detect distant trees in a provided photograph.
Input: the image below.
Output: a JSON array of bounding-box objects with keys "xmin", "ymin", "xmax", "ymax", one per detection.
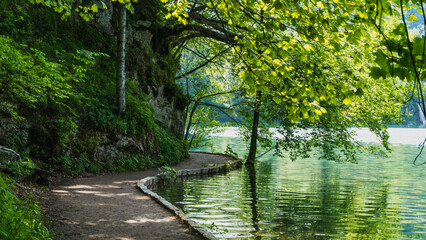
[{"xmin": 176, "ymin": 40, "xmax": 242, "ymax": 149}]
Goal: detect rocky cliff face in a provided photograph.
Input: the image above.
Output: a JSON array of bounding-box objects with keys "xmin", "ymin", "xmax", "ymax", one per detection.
[
  {"xmin": 0, "ymin": 112, "xmax": 177, "ymax": 167},
  {"xmin": 0, "ymin": 1, "xmax": 188, "ymax": 168},
  {"xmin": 92, "ymin": 2, "xmax": 187, "ymax": 138}
]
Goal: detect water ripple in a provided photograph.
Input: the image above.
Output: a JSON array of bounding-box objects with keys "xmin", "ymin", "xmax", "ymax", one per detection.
[{"xmin": 155, "ymin": 138, "xmax": 426, "ymax": 240}]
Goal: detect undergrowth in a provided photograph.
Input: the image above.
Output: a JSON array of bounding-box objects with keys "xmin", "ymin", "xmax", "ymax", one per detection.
[
  {"xmin": 0, "ymin": 173, "xmax": 50, "ymax": 239},
  {"xmin": 0, "ymin": 1, "xmax": 189, "ymax": 237},
  {"xmin": 0, "ymin": 0, "xmax": 188, "ymax": 177}
]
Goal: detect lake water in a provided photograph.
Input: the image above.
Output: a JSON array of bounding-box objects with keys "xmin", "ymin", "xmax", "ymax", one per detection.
[{"xmin": 154, "ymin": 128, "xmax": 426, "ymax": 239}]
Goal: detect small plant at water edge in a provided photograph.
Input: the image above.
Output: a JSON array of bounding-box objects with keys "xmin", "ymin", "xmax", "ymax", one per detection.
[
  {"xmin": 158, "ymin": 165, "xmax": 177, "ymax": 181},
  {"xmin": 225, "ymin": 144, "xmax": 238, "ymax": 158},
  {"xmin": 207, "ymin": 222, "xmax": 229, "ymax": 238}
]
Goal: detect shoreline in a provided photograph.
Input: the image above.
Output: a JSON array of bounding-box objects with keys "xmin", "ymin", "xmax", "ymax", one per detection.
[{"xmin": 137, "ymin": 155, "xmax": 242, "ymax": 240}]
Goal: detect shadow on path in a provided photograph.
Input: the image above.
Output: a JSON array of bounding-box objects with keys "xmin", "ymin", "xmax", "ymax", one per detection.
[{"xmin": 41, "ymin": 152, "xmax": 232, "ymax": 240}]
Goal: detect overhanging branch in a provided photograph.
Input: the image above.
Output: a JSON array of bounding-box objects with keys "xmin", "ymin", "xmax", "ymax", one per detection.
[
  {"xmin": 172, "ymin": 24, "xmax": 237, "ymax": 48},
  {"xmin": 175, "ymin": 47, "xmax": 231, "ymax": 80},
  {"xmin": 197, "ymin": 101, "xmax": 247, "ymax": 127}
]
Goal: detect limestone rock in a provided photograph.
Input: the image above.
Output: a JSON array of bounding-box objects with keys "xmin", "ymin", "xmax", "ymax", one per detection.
[
  {"xmin": 92, "ymin": 1, "xmax": 114, "ymax": 35},
  {"xmin": 115, "ymin": 137, "xmax": 144, "ymax": 154},
  {"xmin": 94, "ymin": 145, "xmax": 119, "ymax": 162},
  {"xmin": 135, "ymin": 20, "xmax": 152, "ymax": 28}
]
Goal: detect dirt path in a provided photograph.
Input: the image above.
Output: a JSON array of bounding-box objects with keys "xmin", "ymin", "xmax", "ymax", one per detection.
[{"xmin": 40, "ymin": 152, "xmax": 234, "ymax": 240}]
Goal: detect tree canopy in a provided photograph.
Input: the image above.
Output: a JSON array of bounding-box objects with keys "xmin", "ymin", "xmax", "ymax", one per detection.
[
  {"xmin": 25, "ymin": 0, "xmax": 426, "ymax": 162},
  {"xmin": 164, "ymin": 0, "xmax": 417, "ymax": 161},
  {"xmin": 163, "ymin": 0, "xmax": 381, "ymax": 122}
]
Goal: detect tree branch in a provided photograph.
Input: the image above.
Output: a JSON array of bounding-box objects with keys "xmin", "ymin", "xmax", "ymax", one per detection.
[
  {"xmin": 0, "ymin": 146, "xmax": 21, "ymax": 160},
  {"xmin": 400, "ymin": 1, "xmax": 426, "ymax": 118},
  {"xmin": 175, "ymin": 47, "xmax": 231, "ymax": 80},
  {"xmin": 197, "ymin": 89, "xmax": 240, "ymax": 101},
  {"xmin": 172, "ymin": 24, "xmax": 237, "ymax": 48},
  {"xmin": 189, "ymin": 11, "xmax": 248, "ymax": 32},
  {"xmin": 197, "ymin": 101, "xmax": 247, "ymax": 127}
]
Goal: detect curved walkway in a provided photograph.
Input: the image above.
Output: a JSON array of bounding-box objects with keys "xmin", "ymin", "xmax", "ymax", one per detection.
[{"xmin": 40, "ymin": 152, "xmax": 235, "ymax": 240}]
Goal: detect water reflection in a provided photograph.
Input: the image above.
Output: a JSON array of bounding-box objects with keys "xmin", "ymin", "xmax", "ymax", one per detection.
[
  {"xmin": 246, "ymin": 164, "xmax": 260, "ymax": 239},
  {"xmin": 155, "ymin": 136, "xmax": 426, "ymax": 239}
]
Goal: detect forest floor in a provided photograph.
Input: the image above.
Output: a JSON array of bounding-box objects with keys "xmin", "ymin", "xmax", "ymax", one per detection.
[{"xmin": 39, "ymin": 152, "xmax": 234, "ymax": 240}]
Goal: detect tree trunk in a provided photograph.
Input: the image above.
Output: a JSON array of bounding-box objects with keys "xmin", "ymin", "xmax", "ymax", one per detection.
[
  {"xmin": 116, "ymin": 3, "xmax": 127, "ymax": 114},
  {"xmin": 246, "ymin": 90, "xmax": 262, "ymax": 165},
  {"xmin": 184, "ymin": 101, "xmax": 199, "ymax": 141}
]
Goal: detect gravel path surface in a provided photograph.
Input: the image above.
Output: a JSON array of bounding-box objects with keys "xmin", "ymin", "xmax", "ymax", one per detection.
[{"xmin": 40, "ymin": 152, "xmax": 234, "ymax": 240}]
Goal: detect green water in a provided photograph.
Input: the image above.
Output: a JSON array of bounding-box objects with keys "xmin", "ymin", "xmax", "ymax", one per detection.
[{"xmin": 155, "ymin": 136, "xmax": 426, "ymax": 239}]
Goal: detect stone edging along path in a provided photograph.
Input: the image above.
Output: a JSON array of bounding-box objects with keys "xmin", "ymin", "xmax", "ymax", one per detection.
[{"xmin": 137, "ymin": 153, "xmax": 242, "ymax": 240}]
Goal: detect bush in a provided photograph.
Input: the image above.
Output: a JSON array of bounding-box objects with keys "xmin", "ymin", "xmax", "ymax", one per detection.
[
  {"xmin": 124, "ymin": 93, "xmax": 155, "ymax": 136},
  {"xmin": 0, "ymin": 174, "xmax": 50, "ymax": 239},
  {"xmin": 0, "ymin": 35, "xmax": 73, "ymax": 119},
  {"xmin": 155, "ymin": 126, "xmax": 188, "ymax": 166}
]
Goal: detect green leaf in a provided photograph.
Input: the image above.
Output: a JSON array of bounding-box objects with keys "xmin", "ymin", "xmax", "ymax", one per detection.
[
  {"xmin": 369, "ymin": 67, "xmax": 387, "ymax": 79},
  {"xmin": 408, "ymin": 14, "xmax": 417, "ymax": 22},
  {"xmin": 343, "ymin": 98, "xmax": 352, "ymax": 105},
  {"xmin": 273, "ymin": 1, "xmax": 283, "ymax": 10},
  {"xmin": 357, "ymin": 10, "xmax": 369, "ymax": 19},
  {"xmin": 304, "ymin": 44, "xmax": 314, "ymax": 52},
  {"xmin": 273, "ymin": 96, "xmax": 282, "ymax": 104},
  {"xmin": 314, "ymin": 109, "xmax": 323, "ymax": 115},
  {"xmin": 101, "ymin": 1, "xmax": 107, "ymax": 9},
  {"xmin": 264, "ymin": 48, "xmax": 272, "ymax": 54},
  {"xmin": 355, "ymin": 87, "xmax": 364, "ymax": 96},
  {"xmin": 91, "ymin": 4, "xmax": 98, "ymax": 13},
  {"xmin": 394, "ymin": 67, "xmax": 408, "ymax": 81}
]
